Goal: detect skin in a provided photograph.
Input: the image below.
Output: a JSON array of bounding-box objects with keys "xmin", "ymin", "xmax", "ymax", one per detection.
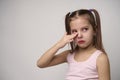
[
  {"xmin": 70, "ymin": 16, "xmax": 95, "ymax": 49},
  {"xmin": 37, "ymin": 16, "xmax": 110, "ymax": 80}
]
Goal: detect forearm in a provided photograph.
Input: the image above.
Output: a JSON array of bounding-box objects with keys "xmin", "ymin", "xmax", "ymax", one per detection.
[{"xmin": 37, "ymin": 42, "xmax": 61, "ymax": 68}]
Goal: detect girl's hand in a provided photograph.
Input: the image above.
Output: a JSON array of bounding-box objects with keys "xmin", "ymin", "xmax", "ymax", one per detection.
[{"xmin": 56, "ymin": 32, "xmax": 78, "ymax": 48}]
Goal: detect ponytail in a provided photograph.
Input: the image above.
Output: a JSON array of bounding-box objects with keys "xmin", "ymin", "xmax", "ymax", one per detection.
[
  {"xmin": 90, "ymin": 9, "xmax": 106, "ymax": 53},
  {"xmin": 65, "ymin": 12, "xmax": 74, "ymax": 53}
]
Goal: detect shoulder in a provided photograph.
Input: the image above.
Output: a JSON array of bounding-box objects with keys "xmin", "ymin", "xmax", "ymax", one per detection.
[
  {"xmin": 96, "ymin": 52, "xmax": 111, "ymax": 79},
  {"xmin": 96, "ymin": 52, "xmax": 110, "ymax": 69},
  {"xmin": 97, "ymin": 53, "xmax": 109, "ymax": 64}
]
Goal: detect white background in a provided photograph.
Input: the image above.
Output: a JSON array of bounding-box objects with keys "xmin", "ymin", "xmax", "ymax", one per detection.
[{"xmin": 0, "ymin": 0, "xmax": 120, "ymax": 80}]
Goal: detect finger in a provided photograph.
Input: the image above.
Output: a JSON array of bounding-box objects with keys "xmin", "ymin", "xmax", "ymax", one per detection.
[
  {"xmin": 65, "ymin": 32, "xmax": 67, "ymax": 35},
  {"xmin": 65, "ymin": 32, "xmax": 68, "ymax": 35},
  {"xmin": 70, "ymin": 33, "xmax": 78, "ymax": 39},
  {"xmin": 69, "ymin": 39, "xmax": 74, "ymax": 43},
  {"xmin": 63, "ymin": 32, "xmax": 68, "ymax": 36}
]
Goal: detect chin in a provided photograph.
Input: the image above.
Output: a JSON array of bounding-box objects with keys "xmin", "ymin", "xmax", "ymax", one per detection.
[
  {"xmin": 77, "ymin": 43, "xmax": 92, "ymax": 49},
  {"xmin": 78, "ymin": 45, "xmax": 88, "ymax": 49}
]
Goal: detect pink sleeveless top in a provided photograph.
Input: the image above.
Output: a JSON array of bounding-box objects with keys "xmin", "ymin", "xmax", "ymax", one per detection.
[{"xmin": 65, "ymin": 50, "xmax": 102, "ymax": 80}]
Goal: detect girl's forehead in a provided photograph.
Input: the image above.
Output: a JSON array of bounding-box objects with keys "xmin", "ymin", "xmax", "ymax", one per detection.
[{"xmin": 70, "ymin": 17, "xmax": 90, "ymax": 27}]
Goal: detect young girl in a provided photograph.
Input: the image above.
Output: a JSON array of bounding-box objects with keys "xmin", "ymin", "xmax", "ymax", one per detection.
[{"xmin": 37, "ymin": 9, "xmax": 110, "ymax": 80}]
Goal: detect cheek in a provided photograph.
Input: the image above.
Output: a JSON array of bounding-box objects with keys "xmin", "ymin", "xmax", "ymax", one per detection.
[{"xmin": 86, "ymin": 33, "xmax": 94, "ymax": 40}]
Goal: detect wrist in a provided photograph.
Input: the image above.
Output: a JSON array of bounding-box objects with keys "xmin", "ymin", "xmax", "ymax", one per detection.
[
  {"xmin": 55, "ymin": 42, "xmax": 62, "ymax": 49},
  {"xmin": 55, "ymin": 40, "xmax": 66, "ymax": 49}
]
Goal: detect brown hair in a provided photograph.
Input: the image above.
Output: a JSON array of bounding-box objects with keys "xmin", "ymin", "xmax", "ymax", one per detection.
[{"xmin": 65, "ymin": 9, "xmax": 105, "ymax": 53}]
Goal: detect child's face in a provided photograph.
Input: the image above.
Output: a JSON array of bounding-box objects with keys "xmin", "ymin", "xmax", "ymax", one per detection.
[{"xmin": 70, "ymin": 16, "xmax": 95, "ymax": 49}]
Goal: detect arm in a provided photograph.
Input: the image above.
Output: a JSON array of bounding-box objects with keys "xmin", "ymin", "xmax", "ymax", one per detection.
[
  {"xmin": 97, "ymin": 53, "xmax": 111, "ymax": 80},
  {"xmin": 37, "ymin": 32, "xmax": 77, "ymax": 68}
]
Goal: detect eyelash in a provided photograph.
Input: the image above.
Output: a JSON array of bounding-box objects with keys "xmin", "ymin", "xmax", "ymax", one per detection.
[
  {"xmin": 71, "ymin": 28, "xmax": 88, "ymax": 33},
  {"xmin": 71, "ymin": 30, "xmax": 77, "ymax": 33},
  {"xmin": 82, "ymin": 28, "xmax": 88, "ymax": 32}
]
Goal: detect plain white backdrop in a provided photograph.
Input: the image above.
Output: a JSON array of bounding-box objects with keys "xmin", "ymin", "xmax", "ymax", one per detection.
[{"xmin": 0, "ymin": 0, "xmax": 120, "ymax": 80}]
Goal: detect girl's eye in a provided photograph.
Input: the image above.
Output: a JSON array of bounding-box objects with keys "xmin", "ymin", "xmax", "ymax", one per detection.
[
  {"xmin": 82, "ymin": 28, "xmax": 88, "ymax": 32},
  {"xmin": 71, "ymin": 30, "xmax": 77, "ymax": 33}
]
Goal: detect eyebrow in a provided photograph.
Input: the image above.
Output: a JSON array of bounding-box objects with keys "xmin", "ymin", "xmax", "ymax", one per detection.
[{"xmin": 71, "ymin": 25, "xmax": 89, "ymax": 29}]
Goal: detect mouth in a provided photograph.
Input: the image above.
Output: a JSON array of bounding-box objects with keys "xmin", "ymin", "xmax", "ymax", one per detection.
[{"xmin": 78, "ymin": 40, "xmax": 85, "ymax": 44}]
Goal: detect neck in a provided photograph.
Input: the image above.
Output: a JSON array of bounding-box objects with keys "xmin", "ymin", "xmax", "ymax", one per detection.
[{"xmin": 77, "ymin": 44, "xmax": 96, "ymax": 54}]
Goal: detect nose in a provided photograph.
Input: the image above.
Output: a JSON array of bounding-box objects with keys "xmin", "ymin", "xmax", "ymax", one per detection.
[{"xmin": 77, "ymin": 31, "xmax": 82, "ymax": 38}]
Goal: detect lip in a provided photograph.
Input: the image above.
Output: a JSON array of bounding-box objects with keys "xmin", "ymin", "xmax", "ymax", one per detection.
[{"xmin": 78, "ymin": 40, "xmax": 85, "ymax": 44}]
